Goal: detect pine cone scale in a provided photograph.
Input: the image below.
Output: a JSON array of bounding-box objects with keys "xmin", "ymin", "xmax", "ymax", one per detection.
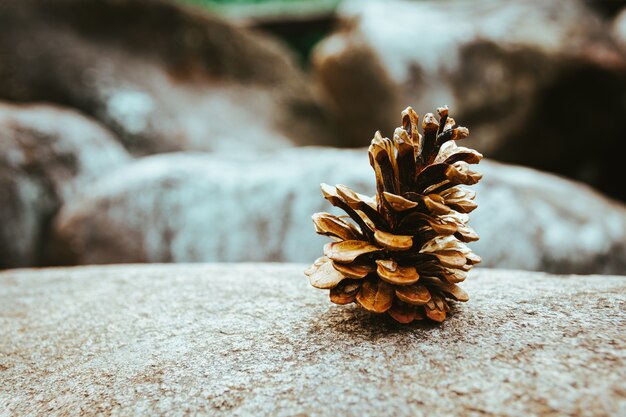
[
  {"xmin": 356, "ymin": 279, "xmax": 394, "ymax": 313},
  {"xmin": 331, "ymin": 260, "xmax": 374, "ymax": 279},
  {"xmin": 323, "ymin": 241, "xmax": 381, "ymax": 263},
  {"xmin": 375, "ymin": 260, "xmax": 420, "ymax": 286},
  {"xmin": 395, "ymin": 283, "xmax": 431, "ymax": 305},
  {"xmin": 372, "ymin": 229, "xmax": 413, "ymax": 251}
]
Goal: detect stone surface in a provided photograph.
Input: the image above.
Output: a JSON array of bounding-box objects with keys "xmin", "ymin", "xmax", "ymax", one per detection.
[
  {"xmin": 0, "ymin": 263, "xmax": 624, "ymax": 416},
  {"xmin": 313, "ymin": 0, "xmax": 626, "ymax": 201},
  {"xmin": 51, "ymin": 148, "xmax": 626, "ymax": 274},
  {"xmin": 0, "ymin": 0, "xmax": 334, "ymax": 155},
  {"xmin": 0, "ymin": 102, "xmax": 130, "ymax": 269}
]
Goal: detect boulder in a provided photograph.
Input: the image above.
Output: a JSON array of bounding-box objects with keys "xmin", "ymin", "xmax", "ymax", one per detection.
[
  {"xmin": 312, "ymin": 0, "xmax": 626, "ymax": 201},
  {"xmin": 612, "ymin": 7, "xmax": 626, "ymax": 53},
  {"xmin": 0, "ymin": 102, "xmax": 130, "ymax": 269},
  {"xmin": 51, "ymin": 148, "xmax": 626, "ymax": 274},
  {"xmin": 0, "ymin": 264, "xmax": 624, "ymax": 416},
  {"xmin": 0, "ymin": 0, "xmax": 334, "ymax": 155}
]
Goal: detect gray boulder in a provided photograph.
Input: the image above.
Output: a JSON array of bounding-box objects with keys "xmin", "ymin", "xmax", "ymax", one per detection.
[
  {"xmin": 1, "ymin": 264, "xmax": 624, "ymax": 416},
  {"xmin": 313, "ymin": 0, "xmax": 626, "ymax": 201},
  {"xmin": 0, "ymin": 0, "xmax": 334, "ymax": 155},
  {"xmin": 0, "ymin": 102, "xmax": 130, "ymax": 268},
  {"xmin": 51, "ymin": 148, "xmax": 626, "ymax": 274}
]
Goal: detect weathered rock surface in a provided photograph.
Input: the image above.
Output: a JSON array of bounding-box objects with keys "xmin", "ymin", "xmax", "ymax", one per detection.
[
  {"xmin": 51, "ymin": 148, "xmax": 626, "ymax": 274},
  {"xmin": 0, "ymin": 102, "xmax": 130, "ymax": 269},
  {"xmin": 0, "ymin": 0, "xmax": 334, "ymax": 155},
  {"xmin": 0, "ymin": 264, "xmax": 624, "ymax": 416},
  {"xmin": 313, "ymin": 0, "xmax": 626, "ymax": 201}
]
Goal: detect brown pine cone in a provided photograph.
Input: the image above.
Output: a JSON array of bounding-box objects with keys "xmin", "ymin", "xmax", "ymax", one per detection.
[{"xmin": 305, "ymin": 106, "xmax": 482, "ymax": 323}]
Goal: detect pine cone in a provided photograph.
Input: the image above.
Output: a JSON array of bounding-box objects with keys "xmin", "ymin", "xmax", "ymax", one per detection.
[{"xmin": 305, "ymin": 106, "xmax": 482, "ymax": 323}]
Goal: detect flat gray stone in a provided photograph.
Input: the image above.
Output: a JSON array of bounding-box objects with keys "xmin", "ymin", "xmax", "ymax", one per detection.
[{"xmin": 0, "ymin": 264, "xmax": 624, "ymax": 416}]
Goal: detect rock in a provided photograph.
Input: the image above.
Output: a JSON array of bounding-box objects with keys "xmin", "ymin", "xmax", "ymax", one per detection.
[
  {"xmin": 313, "ymin": 34, "xmax": 398, "ymax": 148},
  {"xmin": 0, "ymin": 264, "xmax": 624, "ymax": 416},
  {"xmin": 312, "ymin": 0, "xmax": 626, "ymax": 201},
  {"xmin": 51, "ymin": 148, "xmax": 626, "ymax": 274},
  {"xmin": 50, "ymin": 149, "xmax": 375, "ymax": 266},
  {"xmin": 0, "ymin": 0, "xmax": 334, "ymax": 155},
  {"xmin": 612, "ymin": 7, "xmax": 626, "ymax": 52},
  {"xmin": 0, "ymin": 102, "xmax": 130, "ymax": 269}
]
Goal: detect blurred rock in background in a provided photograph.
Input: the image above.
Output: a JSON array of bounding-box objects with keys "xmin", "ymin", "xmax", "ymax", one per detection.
[
  {"xmin": 50, "ymin": 149, "xmax": 626, "ymax": 274},
  {"xmin": 0, "ymin": 0, "xmax": 335, "ymax": 155},
  {"xmin": 0, "ymin": 103, "xmax": 130, "ymax": 269},
  {"xmin": 612, "ymin": 6, "xmax": 626, "ymax": 53},
  {"xmin": 313, "ymin": 0, "xmax": 626, "ymax": 202},
  {"xmin": 1, "ymin": 0, "xmax": 626, "ymax": 274},
  {"xmin": 183, "ymin": 0, "xmax": 341, "ymax": 65}
]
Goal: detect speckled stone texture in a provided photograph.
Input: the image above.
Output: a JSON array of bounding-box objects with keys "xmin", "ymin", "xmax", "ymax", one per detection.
[{"xmin": 0, "ymin": 264, "xmax": 624, "ymax": 416}]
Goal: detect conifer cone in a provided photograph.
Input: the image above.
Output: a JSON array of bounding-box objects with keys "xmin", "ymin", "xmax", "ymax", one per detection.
[{"xmin": 305, "ymin": 106, "xmax": 482, "ymax": 323}]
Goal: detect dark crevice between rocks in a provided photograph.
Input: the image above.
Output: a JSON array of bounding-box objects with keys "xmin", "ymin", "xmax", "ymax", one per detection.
[
  {"xmin": 584, "ymin": 0, "xmax": 626, "ymax": 18},
  {"xmin": 494, "ymin": 63, "xmax": 626, "ymax": 202},
  {"xmin": 454, "ymin": 40, "xmax": 626, "ymax": 202}
]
